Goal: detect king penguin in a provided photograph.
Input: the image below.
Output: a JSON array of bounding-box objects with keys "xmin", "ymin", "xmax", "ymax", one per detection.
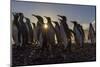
[
  {"xmin": 18, "ymin": 13, "xmax": 28, "ymax": 46},
  {"xmin": 12, "ymin": 13, "xmax": 20, "ymax": 46},
  {"xmin": 88, "ymin": 23, "xmax": 96, "ymax": 45},
  {"xmin": 78, "ymin": 24, "xmax": 85, "ymax": 47},
  {"xmin": 44, "ymin": 16, "xmax": 56, "ymax": 46},
  {"xmin": 57, "ymin": 15, "xmax": 72, "ymax": 50},
  {"xmin": 24, "ymin": 17, "xmax": 33, "ymax": 44},
  {"xmin": 71, "ymin": 21, "xmax": 83, "ymax": 48},
  {"xmin": 52, "ymin": 21, "xmax": 62, "ymax": 45},
  {"xmin": 32, "ymin": 14, "xmax": 44, "ymax": 47},
  {"xmin": 44, "ymin": 16, "xmax": 56, "ymax": 57}
]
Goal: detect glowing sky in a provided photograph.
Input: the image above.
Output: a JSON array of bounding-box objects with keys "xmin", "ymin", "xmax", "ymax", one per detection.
[{"xmin": 11, "ymin": 0, "xmax": 96, "ymax": 29}]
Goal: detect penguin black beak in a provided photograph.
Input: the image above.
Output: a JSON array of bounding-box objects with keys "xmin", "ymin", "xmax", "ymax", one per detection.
[
  {"xmin": 57, "ymin": 15, "xmax": 64, "ymax": 21},
  {"xmin": 44, "ymin": 16, "xmax": 48, "ymax": 18},
  {"xmin": 32, "ymin": 14, "xmax": 37, "ymax": 17},
  {"xmin": 57, "ymin": 15, "xmax": 63, "ymax": 18},
  {"xmin": 32, "ymin": 14, "xmax": 40, "ymax": 19},
  {"xmin": 32, "ymin": 14, "xmax": 42, "ymax": 19},
  {"xmin": 57, "ymin": 15, "xmax": 61, "ymax": 17},
  {"xmin": 71, "ymin": 21, "xmax": 77, "ymax": 24},
  {"xmin": 71, "ymin": 21, "xmax": 75, "ymax": 24}
]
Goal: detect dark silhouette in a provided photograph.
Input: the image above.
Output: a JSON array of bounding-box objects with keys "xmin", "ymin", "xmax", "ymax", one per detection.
[
  {"xmin": 25, "ymin": 17, "xmax": 33, "ymax": 44},
  {"xmin": 78, "ymin": 24, "xmax": 85, "ymax": 47},
  {"xmin": 44, "ymin": 16, "xmax": 56, "ymax": 57},
  {"xmin": 71, "ymin": 21, "xmax": 84, "ymax": 48},
  {"xmin": 32, "ymin": 14, "xmax": 44, "ymax": 43},
  {"xmin": 52, "ymin": 21, "xmax": 62, "ymax": 45},
  {"xmin": 32, "ymin": 14, "xmax": 49, "ymax": 56},
  {"xmin": 88, "ymin": 23, "xmax": 96, "ymax": 45},
  {"xmin": 58, "ymin": 15, "xmax": 72, "ymax": 52},
  {"xmin": 18, "ymin": 13, "xmax": 28, "ymax": 46},
  {"xmin": 44, "ymin": 16, "xmax": 56, "ymax": 45},
  {"xmin": 12, "ymin": 13, "xmax": 20, "ymax": 46}
]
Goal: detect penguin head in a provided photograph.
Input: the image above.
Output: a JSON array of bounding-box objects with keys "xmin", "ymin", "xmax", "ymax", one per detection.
[
  {"xmin": 71, "ymin": 21, "xmax": 77, "ymax": 25},
  {"xmin": 32, "ymin": 14, "xmax": 44, "ymax": 24},
  {"xmin": 44, "ymin": 16, "xmax": 51, "ymax": 23},
  {"xmin": 52, "ymin": 21, "xmax": 58, "ymax": 25},
  {"xmin": 57, "ymin": 15, "xmax": 67, "ymax": 21},
  {"xmin": 19, "ymin": 13, "xmax": 24, "ymax": 19},
  {"xmin": 19, "ymin": 13, "xmax": 24, "ymax": 16}
]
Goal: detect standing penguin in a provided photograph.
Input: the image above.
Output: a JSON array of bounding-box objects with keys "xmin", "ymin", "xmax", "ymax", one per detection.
[
  {"xmin": 78, "ymin": 24, "xmax": 85, "ymax": 47},
  {"xmin": 52, "ymin": 21, "xmax": 62, "ymax": 45},
  {"xmin": 88, "ymin": 23, "xmax": 96, "ymax": 45},
  {"xmin": 24, "ymin": 17, "xmax": 33, "ymax": 44},
  {"xmin": 44, "ymin": 16, "xmax": 56, "ymax": 46},
  {"xmin": 12, "ymin": 13, "xmax": 20, "ymax": 46},
  {"xmin": 44, "ymin": 16, "xmax": 56, "ymax": 57},
  {"xmin": 57, "ymin": 15, "xmax": 72, "ymax": 51},
  {"xmin": 57, "ymin": 18, "xmax": 68, "ymax": 49},
  {"xmin": 18, "ymin": 13, "xmax": 28, "ymax": 46},
  {"xmin": 71, "ymin": 21, "xmax": 83, "ymax": 48},
  {"xmin": 32, "ymin": 14, "xmax": 44, "ymax": 47}
]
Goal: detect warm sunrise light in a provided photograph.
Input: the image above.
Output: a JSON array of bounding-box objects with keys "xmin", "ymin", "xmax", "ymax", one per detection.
[{"xmin": 44, "ymin": 23, "xmax": 48, "ymax": 29}]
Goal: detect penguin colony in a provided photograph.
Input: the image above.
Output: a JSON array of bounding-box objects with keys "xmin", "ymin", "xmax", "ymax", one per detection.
[
  {"xmin": 12, "ymin": 12, "xmax": 96, "ymax": 66},
  {"xmin": 12, "ymin": 12, "xmax": 95, "ymax": 48}
]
